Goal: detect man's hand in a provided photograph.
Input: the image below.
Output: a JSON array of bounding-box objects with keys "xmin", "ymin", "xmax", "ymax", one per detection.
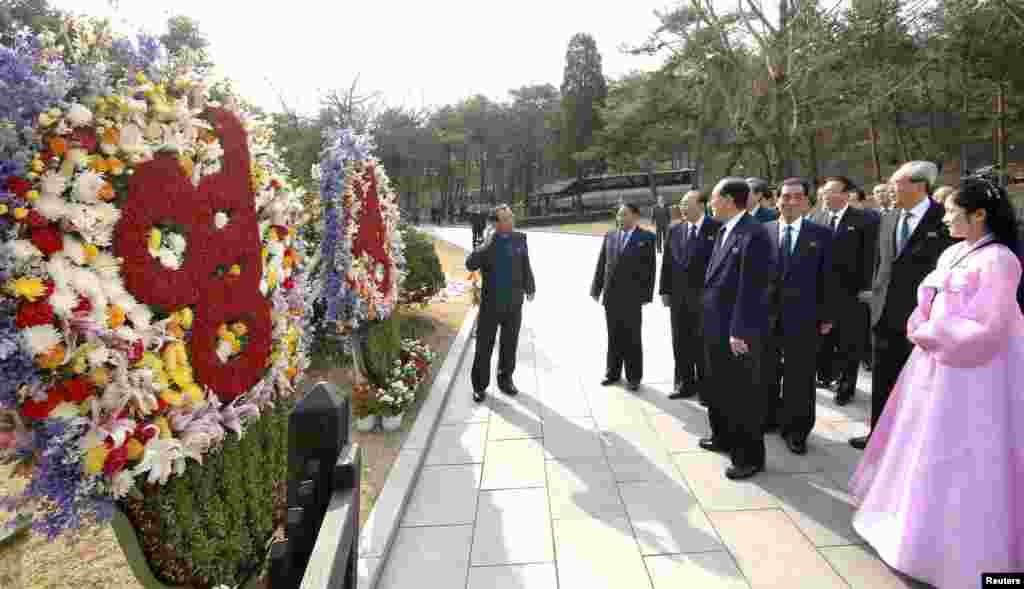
[
  {"xmin": 820, "ymin": 322, "xmax": 833, "ymax": 335},
  {"xmin": 526, "ymin": 292, "xmax": 535, "ymax": 302},
  {"xmin": 729, "ymin": 337, "xmax": 749, "ymax": 355},
  {"xmin": 856, "ymin": 290, "xmax": 872, "ymax": 304},
  {"xmin": 661, "ymin": 294, "xmax": 672, "ymax": 307}
]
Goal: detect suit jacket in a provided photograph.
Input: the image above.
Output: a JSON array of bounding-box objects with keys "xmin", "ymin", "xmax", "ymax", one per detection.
[
  {"xmin": 658, "ymin": 218, "xmax": 722, "ymax": 305},
  {"xmin": 652, "ymin": 205, "xmax": 671, "ymax": 227},
  {"xmin": 591, "ymin": 227, "xmax": 657, "ymax": 308},
  {"xmin": 753, "ymin": 207, "xmax": 779, "ymax": 223},
  {"xmin": 765, "ymin": 220, "xmax": 834, "ymax": 337},
  {"xmin": 471, "ymin": 212, "xmax": 487, "ymax": 231},
  {"xmin": 702, "ymin": 213, "xmax": 776, "ymax": 343},
  {"xmin": 871, "ymin": 199, "xmax": 956, "ymax": 332},
  {"xmin": 466, "ymin": 231, "xmax": 536, "ymax": 309},
  {"xmin": 810, "ymin": 207, "xmax": 878, "ymax": 298}
]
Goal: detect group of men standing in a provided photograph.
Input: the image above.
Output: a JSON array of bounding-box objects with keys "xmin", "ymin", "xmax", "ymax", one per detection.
[{"xmin": 590, "ymin": 161, "xmax": 953, "ymax": 480}]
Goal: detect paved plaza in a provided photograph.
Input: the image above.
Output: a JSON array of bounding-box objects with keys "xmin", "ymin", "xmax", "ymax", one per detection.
[{"xmin": 374, "ymin": 226, "xmax": 924, "ymax": 589}]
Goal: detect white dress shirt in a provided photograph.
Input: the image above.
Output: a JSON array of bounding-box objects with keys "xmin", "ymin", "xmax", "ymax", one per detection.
[
  {"xmin": 826, "ymin": 205, "xmax": 849, "ymax": 228},
  {"xmin": 719, "ymin": 211, "xmax": 746, "ymax": 247},
  {"xmin": 688, "ymin": 215, "xmax": 706, "ymax": 236}
]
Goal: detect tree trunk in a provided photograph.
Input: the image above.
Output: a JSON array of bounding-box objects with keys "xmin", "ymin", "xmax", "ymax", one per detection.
[
  {"xmin": 997, "ymin": 82, "xmax": 1009, "ymax": 187},
  {"xmin": 869, "ymin": 111, "xmax": 882, "ymax": 182}
]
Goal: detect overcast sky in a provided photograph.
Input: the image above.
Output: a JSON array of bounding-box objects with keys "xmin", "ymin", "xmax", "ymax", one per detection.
[{"xmin": 55, "ymin": 0, "xmax": 706, "ymax": 114}]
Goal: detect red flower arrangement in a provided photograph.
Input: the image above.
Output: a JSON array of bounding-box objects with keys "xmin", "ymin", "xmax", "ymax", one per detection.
[
  {"xmin": 16, "ymin": 300, "xmax": 55, "ymax": 328},
  {"xmin": 349, "ymin": 165, "xmax": 392, "ymax": 298},
  {"xmin": 189, "ymin": 294, "xmax": 273, "ymax": 402},
  {"xmin": 30, "ymin": 223, "xmax": 63, "ymax": 256},
  {"xmin": 20, "ymin": 385, "xmax": 66, "ymax": 420},
  {"xmin": 6, "ymin": 176, "xmax": 32, "ymax": 197}
]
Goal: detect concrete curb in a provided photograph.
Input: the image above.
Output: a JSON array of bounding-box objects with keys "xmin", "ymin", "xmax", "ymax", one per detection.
[{"xmin": 356, "ymin": 304, "xmax": 480, "ymax": 589}]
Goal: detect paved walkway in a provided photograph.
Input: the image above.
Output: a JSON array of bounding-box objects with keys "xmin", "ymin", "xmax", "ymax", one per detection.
[{"xmin": 376, "ymin": 227, "xmax": 921, "ymax": 589}]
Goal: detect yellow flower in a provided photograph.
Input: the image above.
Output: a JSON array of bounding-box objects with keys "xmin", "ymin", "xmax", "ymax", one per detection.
[
  {"xmin": 231, "ymin": 322, "xmax": 248, "ymax": 337},
  {"xmin": 37, "ymin": 343, "xmax": 65, "ymax": 369},
  {"xmin": 13, "ymin": 207, "xmax": 28, "ymax": 220},
  {"xmin": 171, "ymin": 367, "xmax": 193, "ymax": 388},
  {"xmin": 7, "ymin": 277, "xmax": 47, "ymax": 301},
  {"xmin": 231, "ymin": 338, "xmax": 242, "ymax": 352},
  {"xmin": 90, "ymin": 367, "xmax": 111, "ymax": 387},
  {"xmin": 179, "ymin": 156, "xmax": 193, "ymax": 178},
  {"xmin": 125, "ymin": 439, "xmax": 145, "ymax": 461},
  {"xmin": 0, "ymin": 204, "xmax": 7, "ymax": 216},
  {"xmin": 155, "ymin": 416, "xmax": 171, "ymax": 439},
  {"xmin": 267, "ymin": 269, "xmax": 278, "ymax": 289},
  {"xmin": 222, "ymin": 331, "xmax": 238, "ymax": 348},
  {"xmin": 286, "ymin": 366, "xmax": 298, "ymax": 380},
  {"xmin": 176, "ymin": 307, "xmax": 193, "ymax": 329},
  {"xmin": 228, "ymin": 264, "xmax": 241, "ymax": 276},
  {"xmin": 90, "ymin": 157, "xmax": 110, "ymax": 174},
  {"xmin": 25, "ymin": 190, "xmax": 39, "ymax": 202},
  {"xmin": 147, "ymin": 227, "xmax": 162, "ymax": 252},
  {"xmin": 31, "ymin": 159, "xmax": 44, "ymax": 172},
  {"xmin": 135, "ymin": 71, "xmax": 148, "ymax": 83},
  {"xmin": 85, "ymin": 445, "xmax": 110, "ymax": 475},
  {"xmin": 83, "ymin": 243, "xmax": 99, "ymax": 261},
  {"xmin": 182, "ymin": 383, "xmax": 204, "ymax": 404},
  {"xmin": 160, "ymin": 389, "xmax": 184, "ymax": 407},
  {"xmin": 71, "ymin": 355, "xmax": 88, "ymax": 374}
]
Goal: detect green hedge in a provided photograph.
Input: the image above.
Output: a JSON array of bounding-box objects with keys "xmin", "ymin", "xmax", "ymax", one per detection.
[
  {"xmin": 123, "ymin": 401, "xmax": 291, "ymax": 588},
  {"xmin": 400, "ymin": 226, "xmax": 445, "ymax": 306},
  {"xmin": 363, "ymin": 313, "xmax": 402, "ymax": 386}
]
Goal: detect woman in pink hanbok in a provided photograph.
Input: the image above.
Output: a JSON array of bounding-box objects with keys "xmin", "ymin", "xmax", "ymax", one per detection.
[{"xmin": 850, "ymin": 177, "xmax": 1024, "ymax": 588}]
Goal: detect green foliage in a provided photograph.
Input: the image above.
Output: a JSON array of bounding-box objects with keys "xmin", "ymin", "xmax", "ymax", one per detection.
[
  {"xmin": 364, "ymin": 313, "xmax": 402, "ymax": 385},
  {"xmin": 131, "ymin": 403, "xmax": 292, "ymax": 589},
  {"xmin": 400, "ymin": 226, "xmax": 446, "ymax": 306}
]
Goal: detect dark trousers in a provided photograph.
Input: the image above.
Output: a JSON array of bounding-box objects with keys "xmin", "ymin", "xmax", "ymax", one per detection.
[
  {"xmin": 817, "ymin": 298, "xmax": 866, "ymax": 395},
  {"xmin": 471, "ymin": 304, "xmax": 523, "ymax": 392},
  {"xmin": 471, "ymin": 226, "xmax": 484, "ymax": 247},
  {"xmin": 869, "ymin": 327, "xmax": 913, "ymax": 430},
  {"xmin": 669, "ymin": 296, "xmax": 704, "ymax": 395},
  {"xmin": 655, "ymin": 223, "xmax": 668, "ymax": 252},
  {"xmin": 705, "ymin": 336, "xmax": 765, "ymax": 468},
  {"xmin": 764, "ymin": 324, "xmax": 818, "ymax": 441},
  {"xmin": 605, "ymin": 303, "xmax": 643, "ymax": 383}
]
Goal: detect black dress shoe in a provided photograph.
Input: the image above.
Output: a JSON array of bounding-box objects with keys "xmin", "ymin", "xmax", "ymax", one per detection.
[
  {"xmin": 835, "ymin": 390, "xmax": 854, "ymax": 406},
  {"xmin": 725, "ymin": 464, "xmax": 762, "ymax": 480},
  {"xmin": 668, "ymin": 390, "xmax": 694, "ymax": 400},
  {"xmin": 601, "ymin": 377, "xmax": 621, "ymax": 386},
  {"xmin": 698, "ymin": 437, "xmax": 728, "ymax": 453},
  {"xmin": 498, "ymin": 382, "xmax": 519, "ymax": 396},
  {"xmin": 785, "ymin": 436, "xmax": 808, "ymax": 455},
  {"xmin": 472, "ymin": 390, "xmax": 487, "ymax": 403},
  {"xmin": 849, "ymin": 435, "xmax": 869, "ymax": 450},
  {"xmin": 626, "ymin": 382, "xmax": 640, "ymax": 392},
  {"xmin": 816, "ymin": 377, "xmax": 834, "ymax": 389},
  {"xmin": 698, "ymin": 398, "xmax": 708, "ymax": 407}
]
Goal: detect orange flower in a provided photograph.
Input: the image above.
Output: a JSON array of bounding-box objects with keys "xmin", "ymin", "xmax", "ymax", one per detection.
[
  {"xmin": 107, "ymin": 304, "xmax": 126, "ymax": 329},
  {"xmin": 102, "ymin": 128, "xmax": 120, "ymax": 146},
  {"xmin": 97, "ymin": 182, "xmax": 115, "ymax": 201},
  {"xmin": 108, "ymin": 158, "xmax": 125, "ymax": 175},
  {"xmin": 179, "ymin": 156, "xmax": 194, "ymax": 177},
  {"xmin": 37, "ymin": 343, "xmax": 66, "ymax": 369},
  {"xmin": 90, "ymin": 158, "xmax": 110, "ymax": 173},
  {"xmin": 48, "ymin": 136, "xmax": 67, "ymax": 157}
]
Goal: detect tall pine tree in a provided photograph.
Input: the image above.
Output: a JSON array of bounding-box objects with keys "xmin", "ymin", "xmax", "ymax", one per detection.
[{"xmin": 559, "ymin": 33, "xmax": 607, "ymax": 181}]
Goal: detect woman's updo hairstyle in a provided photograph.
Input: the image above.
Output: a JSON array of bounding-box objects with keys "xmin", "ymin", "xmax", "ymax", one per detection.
[{"xmin": 952, "ymin": 174, "xmax": 1019, "ymax": 254}]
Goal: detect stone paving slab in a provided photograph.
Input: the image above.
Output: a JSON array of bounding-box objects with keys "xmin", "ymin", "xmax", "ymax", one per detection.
[{"xmin": 370, "ymin": 227, "xmax": 920, "ymax": 589}]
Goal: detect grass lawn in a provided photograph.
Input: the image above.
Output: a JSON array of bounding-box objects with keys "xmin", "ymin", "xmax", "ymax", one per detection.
[{"xmin": 0, "ymin": 235, "xmax": 474, "ymax": 589}]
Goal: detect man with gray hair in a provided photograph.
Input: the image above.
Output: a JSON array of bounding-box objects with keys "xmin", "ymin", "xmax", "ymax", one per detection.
[
  {"xmin": 747, "ymin": 178, "xmax": 779, "ymax": 223},
  {"xmin": 850, "ymin": 161, "xmax": 954, "ymax": 450}
]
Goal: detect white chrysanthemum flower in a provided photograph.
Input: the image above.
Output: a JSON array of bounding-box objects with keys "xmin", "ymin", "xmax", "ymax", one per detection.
[
  {"xmin": 201, "ymin": 140, "xmax": 224, "ymax": 162},
  {"xmin": 65, "ymin": 147, "xmax": 88, "ymax": 170},
  {"xmin": 40, "ymin": 171, "xmax": 68, "ymax": 199},
  {"xmin": 119, "ymin": 123, "xmax": 146, "ymax": 154},
  {"xmin": 92, "ymin": 252, "xmax": 121, "ymax": 279},
  {"xmin": 8, "ymin": 239, "xmax": 42, "ymax": 260},
  {"xmin": 126, "ymin": 98, "xmax": 148, "ymax": 114},
  {"xmin": 49, "ymin": 402, "xmax": 81, "ymax": 419},
  {"xmin": 67, "ymin": 103, "xmax": 93, "ymax": 127},
  {"xmin": 111, "ymin": 470, "xmax": 136, "ymax": 499},
  {"xmin": 100, "ymin": 141, "xmax": 118, "ymax": 156},
  {"xmin": 46, "ymin": 256, "xmax": 72, "ymax": 288},
  {"xmin": 87, "ymin": 345, "xmax": 109, "ymax": 367},
  {"xmin": 158, "ymin": 249, "xmax": 181, "ymax": 269},
  {"xmin": 73, "ymin": 169, "xmax": 106, "ymax": 203},
  {"xmin": 126, "ymin": 303, "xmax": 152, "ymax": 329},
  {"xmin": 165, "ymin": 233, "xmax": 187, "ymax": 254},
  {"xmin": 214, "ymin": 211, "xmax": 229, "ymax": 229},
  {"xmin": 62, "ymin": 234, "xmax": 86, "ymax": 265},
  {"xmin": 49, "ymin": 288, "xmax": 78, "ymax": 317},
  {"xmin": 22, "ymin": 324, "xmax": 62, "ymax": 356},
  {"xmin": 134, "ymin": 437, "xmax": 186, "ymax": 485}
]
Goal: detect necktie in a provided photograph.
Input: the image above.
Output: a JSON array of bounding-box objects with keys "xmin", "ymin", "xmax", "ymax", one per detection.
[
  {"xmin": 689, "ymin": 224, "xmax": 697, "ymax": 241},
  {"xmin": 830, "ymin": 213, "xmax": 839, "ymax": 233},
  {"xmin": 619, "ymin": 230, "xmax": 628, "ymax": 254},
  {"xmin": 713, "ymin": 226, "xmax": 725, "ymax": 255},
  {"xmin": 897, "ymin": 212, "xmax": 912, "ymax": 254},
  {"xmin": 781, "ymin": 225, "xmax": 793, "ymax": 271}
]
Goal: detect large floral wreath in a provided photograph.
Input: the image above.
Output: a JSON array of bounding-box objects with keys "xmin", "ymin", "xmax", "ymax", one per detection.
[
  {"xmin": 313, "ymin": 127, "xmax": 405, "ymax": 337},
  {"xmin": 0, "ymin": 24, "xmax": 310, "ymax": 540}
]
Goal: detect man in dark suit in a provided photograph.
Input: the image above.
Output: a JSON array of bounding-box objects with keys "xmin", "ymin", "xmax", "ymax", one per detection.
[
  {"xmin": 659, "ymin": 190, "xmax": 722, "ymax": 401},
  {"xmin": 651, "ymin": 194, "xmax": 671, "ymax": 253},
  {"xmin": 811, "ymin": 177, "xmax": 879, "ymax": 404},
  {"xmin": 700, "ymin": 178, "xmax": 776, "ymax": 480},
  {"xmin": 746, "ymin": 178, "xmax": 779, "ymax": 223},
  {"xmin": 466, "ymin": 204, "xmax": 536, "ymax": 403},
  {"xmin": 850, "ymin": 161, "xmax": 955, "ymax": 449},
  {"xmin": 762, "ymin": 178, "xmax": 834, "ymax": 455},
  {"xmin": 591, "ymin": 203, "xmax": 657, "ymax": 392},
  {"xmin": 470, "ymin": 206, "xmax": 487, "ymax": 247}
]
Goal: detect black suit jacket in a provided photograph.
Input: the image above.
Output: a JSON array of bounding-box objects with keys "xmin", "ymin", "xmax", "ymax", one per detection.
[
  {"xmin": 753, "ymin": 207, "xmax": 779, "ymax": 223},
  {"xmin": 702, "ymin": 213, "xmax": 776, "ymax": 343},
  {"xmin": 466, "ymin": 231, "xmax": 536, "ymax": 309},
  {"xmin": 658, "ymin": 218, "xmax": 722, "ymax": 305},
  {"xmin": 652, "ymin": 205, "xmax": 671, "ymax": 228},
  {"xmin": 591, "ymin": 227, "xmax": 657, "ymax": 308},
  {"xmin": 871, "ymin": 200, "xmax": 956, "ymax": 332},
  {"xmin": 765, "ymin": 220, "xmax": 833, "ymax": 336},
  {"xmin": 810, "ymin": 207, "xmax": 878, "ymax": 298}
]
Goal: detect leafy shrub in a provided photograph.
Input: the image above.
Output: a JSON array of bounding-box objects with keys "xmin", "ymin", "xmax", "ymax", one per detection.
[
  {"xmin": 122, "ymin": 401, "xmax": 291, "ymax": 588},
  {"xmin": 399, "ymin": 226, "xmax": 445, "ymax": 307}
]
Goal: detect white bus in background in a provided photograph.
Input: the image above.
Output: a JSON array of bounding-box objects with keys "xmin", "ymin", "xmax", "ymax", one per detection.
[{"xmin": 537, "ymin": 169, "xmax": 697, "ymax": 214}]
